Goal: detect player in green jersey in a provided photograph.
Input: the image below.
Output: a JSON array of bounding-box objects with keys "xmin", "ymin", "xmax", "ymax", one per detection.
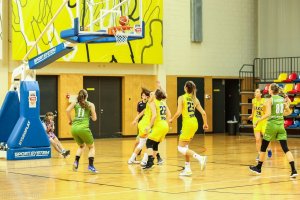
[
  {"xmin": 66, "ymin": 89, "xmax": 98, "ymax": 173},
  {"xmin": 249, "ymin": 83, "xmax": 297, "ymax": 178}
]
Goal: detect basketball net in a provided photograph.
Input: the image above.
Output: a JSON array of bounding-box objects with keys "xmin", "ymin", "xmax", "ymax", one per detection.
[{"xmin": 114, "ymin": 30, "xmax": 129, "ymax": 45}]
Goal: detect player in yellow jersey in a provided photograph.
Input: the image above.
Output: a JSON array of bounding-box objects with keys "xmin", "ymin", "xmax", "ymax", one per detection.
[
  {"xmin": 128, "ymin": 88, "xmax": 151, "ymax": 164},
  {"xmin": 128, "ymin": 88, "xmax": 164, "ymax": 165},
  {"xmin": 143, "ymin": 89, "xmax": 171, "ymax": 169},
  {"xmin": 170, "ymin": 81, "xmax": 208, "ymax": 176},
  {"xmin": 248, "ymin": 89, "xmax": 272, "ymax": 161}
]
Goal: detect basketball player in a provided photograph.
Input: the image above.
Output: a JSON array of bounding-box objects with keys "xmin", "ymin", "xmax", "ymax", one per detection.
[
  {"xmin": 249, "ymin": 83, "xmax": 298, "ymax": 178},
  {"xmin": 131, "ymin": 88, "xmax": 150, "ymax": 159},
  {"xmin": 142, "ymin": 89, "xmax": 171, "ymax": 169},
  {"xmin": 66, "ymin": 89, "xmax": 98, "ymax": 173},
  {"xmin": 169, "ymin": 81, "xmax": 208, "ymax": 176},
  {"xmin": 248, "ymin": 89, "xmax": 272, "ymax": 161},
  {"xmin": 42, "ymin": 112, "xmax": 70, "ymax": 158},
  {"xmin": 128, "ymin": 89, "xmax": 164, "ymax": 165}
]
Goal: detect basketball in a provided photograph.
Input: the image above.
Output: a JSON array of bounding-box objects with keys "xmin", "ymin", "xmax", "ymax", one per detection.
[{"xmin": 119, "ymin": 16, "xmax": 129, "ymax": 26}]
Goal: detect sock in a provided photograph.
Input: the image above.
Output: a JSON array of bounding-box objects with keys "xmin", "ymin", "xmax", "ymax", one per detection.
[
  {"xmin": 142, "ymin": 153, "xmax": 148, "ymax": 162},
  {"xmin": 75, "ymin": 156, "xmax": 80, "ymax": 162},
  {"xmin": 129, "ymin": 153, "xmax": 137, "ymax": 161},
  {"xmin": 185, "ymin": 162, "xmax": 191, "ymax": 171},
  {"xmin": 256, "ymin": 161, "xmax": 263, "ymax": 169},
  {"xmin": 290, "ymin": 161, "xmax": 296, "ymax": 171},
  {"xmin": 192, "ymin": 153, "xmax": 201, "ymax": 161},
  {"xmin": 88, "ymin": 157, "xmax": 94, "ymax": 166}
]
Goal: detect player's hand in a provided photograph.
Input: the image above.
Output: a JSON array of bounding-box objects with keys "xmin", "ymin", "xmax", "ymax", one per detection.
[
  {"xmin": 253, "ymin": 121, "xmax": 258, "ymax": 128},
  {"xmin": 145, "ymin": 126, "xmax": 151, "ymax": 133},
  {"xmin": 203, "ymin": 124, "xmax": 209, "ymax": 130},
  {"xmin": 169, "ymin": 119, "xmax": 173, "ymax": 123},
  {"xmin": 131, "ymin": 119, "xmax": 138, "ymax": 126},
  {"xmin": 68, "ymin": 121, "xmax": 72, "ymax": 125},
  {"xmin": 248, "ymin": 115, "xmax": 253, "ymax": 120}
]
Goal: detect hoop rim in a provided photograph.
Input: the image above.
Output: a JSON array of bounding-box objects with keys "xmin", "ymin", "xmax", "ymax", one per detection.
[{"xmin": 108, "ymin": 26, "xmax": 133, "ymax": 35}]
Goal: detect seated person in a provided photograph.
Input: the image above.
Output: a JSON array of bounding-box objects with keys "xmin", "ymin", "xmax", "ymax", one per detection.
[{"xmin": 42, "ymin": 112, "xmax": 70, "ymax": 158}]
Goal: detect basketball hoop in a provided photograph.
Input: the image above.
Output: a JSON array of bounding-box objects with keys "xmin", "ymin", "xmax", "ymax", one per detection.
[{"xmin": 109, "ymin": 26, "xmax": 132, "ymax": 45}]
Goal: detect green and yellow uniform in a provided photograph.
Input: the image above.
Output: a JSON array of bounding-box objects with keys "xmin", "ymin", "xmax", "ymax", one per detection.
[
  {"xmin": 263, "ymin": 95, "xmax": 287, "ymax": 141},
  {"xmin": 179, "ymin": 93, "xmax": 198, "ymax": 141},
  {"xmin": 138, "ymin": 103, "xmax": 152, "ymax": 137},
  {"xmin": 252, "ymin": 98, "xmax": 267, "ymax": 133},
  {"xmin": 148, "ymin": 99, "xmax": 169, "ymax": 142},
  {"xmin": 71, "ymin": 102, "xmax": 94, "ymax": 145}
]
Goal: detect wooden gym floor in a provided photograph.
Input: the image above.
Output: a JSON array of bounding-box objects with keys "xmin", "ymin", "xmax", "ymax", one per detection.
[{"xmin": 0, "ymin": 134, "xmax": 299, "ymax": 200}]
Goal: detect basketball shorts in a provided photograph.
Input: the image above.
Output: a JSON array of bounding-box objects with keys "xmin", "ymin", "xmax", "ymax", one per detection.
[
  {"xmin": 148, "ymin": 121, "xmax": 169, "ymax": 142},
  {"xmin": 71, "ymin": 126, "xmax": 94, "ymax": 145},
  {"xmin": 253, "ymin": 119, "xmax": 267, "ymax": 134},
  {"xmin": 138, "ymin": 120, "xmax": 150, "ymax": 138},
  {"xmin": 263, "ymin": 122, "xmax": 287, "ymax": 141},
  {"xmin": 179, "ymin": 118, "xmax": 198, "ymax": 142}
]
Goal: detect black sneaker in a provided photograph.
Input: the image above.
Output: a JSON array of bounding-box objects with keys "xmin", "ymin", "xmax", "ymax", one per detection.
[
  {"xmin": 62, "ymin": 150, "xmax": 70, "ymax": 158},
  {"xmin": 143, "ymin": 156, "xmax": 154, "ymax": 169},
  {"xmin": 290, "ymin": 170, "xmax": 298, "ymax": 178},
  {"xmin": 157, "ymin": 157, "xmax": 164, "ymax": 165},
  {"xmin": 142, "ymin": 162, "xmax": 154, "ymax": 169},
  {"xmin": 249, "ymin": 166, "xmax": 261, "ymax": 175}
]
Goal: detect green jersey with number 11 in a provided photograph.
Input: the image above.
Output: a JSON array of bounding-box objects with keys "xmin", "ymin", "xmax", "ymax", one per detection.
[{"xmin": 72, "ymin": 102, "xmax": 91, "ymax": 128}]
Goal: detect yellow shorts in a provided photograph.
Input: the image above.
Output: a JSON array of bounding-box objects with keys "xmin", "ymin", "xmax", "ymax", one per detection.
[
  {"xmin": 179, "ymin": 118, "xmax": 198, "ymax": 142},
  {"xmin": 253, "ymin": 119, "xmax": 267, "ymax": 134},
  {"xmin": 138, "ymin": 121, "xmax": 150, "ymax": 138},
  {"xmin": 148, "ymin": 121, "xmax": 169, "ymax": 142}
]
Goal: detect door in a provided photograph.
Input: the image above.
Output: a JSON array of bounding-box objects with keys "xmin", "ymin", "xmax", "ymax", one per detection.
[
  {"xmin": 212, "ymin": 79, "xmax": 225, "ymax": 133},
  {"xmin": 83, "ymin": 77, "xmax": 122, "ymax": 138},
  {"xmin": 36, "ymin": 75, "xmax": 58, "ymax": 136},
  {"xmin": 225, "ymin": 79, "xmax": 240, "ymax": 132},
  {"xmin": 177, "ymin": 77, "xmax": 205, "ymax": 134}
]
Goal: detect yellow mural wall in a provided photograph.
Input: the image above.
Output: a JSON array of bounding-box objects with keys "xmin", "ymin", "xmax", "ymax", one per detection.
[{"xmin": 12, "ymin": 0, "xmax": 163, "ymax": 64}]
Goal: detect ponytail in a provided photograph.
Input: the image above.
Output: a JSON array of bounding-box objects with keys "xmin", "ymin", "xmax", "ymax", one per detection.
[
  {"xmin": 77, "ymin": 89, "xmax": 88, "ymax": 109},
  {"xmin": 185, "ymin": 81, "xmax": 197, "ymax": 104}
]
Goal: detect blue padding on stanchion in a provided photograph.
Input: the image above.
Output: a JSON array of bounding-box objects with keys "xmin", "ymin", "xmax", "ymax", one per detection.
[
  {"xmin": 28, "ymin": 43, "xmax": 74, "ymax": 69},
  {"xmin": 7, "ymin": 81, "xmax": 50, "ymax": 149},
  {"xmin": 0, "ymin": 91, "xmax": 20, "ymax": 142}
]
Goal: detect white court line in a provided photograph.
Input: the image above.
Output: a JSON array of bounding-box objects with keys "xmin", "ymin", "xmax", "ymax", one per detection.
[
  {"xmin": 39, "ymin": 174, "xmax": 291, "ymax": 200},
  {"xmin": 38, "ymin": 189, "xmax": 144, "ymax": 200},
  {"xmin": 146, "ymin": 174, "xmax": 289, "ymax": 191}
]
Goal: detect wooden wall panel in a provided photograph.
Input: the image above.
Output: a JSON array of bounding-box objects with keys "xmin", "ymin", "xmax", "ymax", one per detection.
[
  {"xmin": 58, "ymin": 74, "xmax": 83, "ymax": 138},
  {"xmin": 166, "ymin": 76, "xmax": 177, "ymax": 134},
  {"xmin": 204, "ymin": 76, "xmax": 213, "ymax": 132},
  {"xmin": 122, "ymin": 75, "xmax": 156, "ymax": 136}
]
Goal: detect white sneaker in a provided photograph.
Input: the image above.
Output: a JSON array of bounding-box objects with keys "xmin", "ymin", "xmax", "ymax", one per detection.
[
  {"xmin": 179, "ymin": 170, "xmax": 192, "ymax": 176},
  {"xmin": 140, "ymin": 160, "xmax": 147, "ymax": 166},
  {"xmin": 128, "ymin": 159, "xmax": 140, "ymax": 164},
  {"xmin": 199, "ymin": 156, "xmax": 207, "ymax": 170}
]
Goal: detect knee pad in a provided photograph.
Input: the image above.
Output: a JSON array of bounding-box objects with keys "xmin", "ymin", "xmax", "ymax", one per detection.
[
  {"xmin": 280, "ymin": 140, "xmax": 289, "ymax": 153},
  {"xmin": 146, "ymin": 139, "xmax": 155, "ymax": 149},
  {"xmin": 260, "ymin": 139, "xmax": 269, "ymax": 152},
  {"xmin": 153, "ymin": 142, "xmax": 159, "ymax": 151},
  {"xmin": 178, "ymin": 146, "xmax": 188, "ymax": 155},
  {"xmin": 136, "ymin": 138, "xmax": 147, "ymax": 150}
]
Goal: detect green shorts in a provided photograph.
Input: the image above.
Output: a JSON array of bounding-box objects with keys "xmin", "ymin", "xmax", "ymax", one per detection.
[
  {"xmin": 263, "ymin": 122, "xmax": 287, "ymax": 141},
  {"xmin": 71, "ymin": 126, "xmax": 94, "ymax": 145}
]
